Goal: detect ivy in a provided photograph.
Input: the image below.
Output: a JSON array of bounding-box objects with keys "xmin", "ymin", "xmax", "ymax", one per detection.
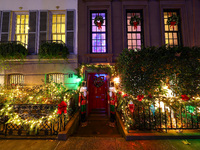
[{"xmin": 39, "ymin": 42, "xmax": 69, "ymax": 60}]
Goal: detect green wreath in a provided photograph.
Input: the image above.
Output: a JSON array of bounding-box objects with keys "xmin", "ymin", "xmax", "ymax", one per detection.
[
  {"xmin": 130, "ymin": 15, "xmax": 141, "ymax": 26},
  {"xmin": 94, "ymin": 15, "xmax": 104, "ymax": 27},
  {"xmin": 167, "ymin": 14, "xmax": 179, "ymax": 25}
]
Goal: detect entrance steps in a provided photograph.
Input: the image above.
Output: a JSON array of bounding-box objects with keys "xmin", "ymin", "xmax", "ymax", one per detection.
[{"xmin": 88, "ymin": 109, "xmax": 108, "ymax": 121}]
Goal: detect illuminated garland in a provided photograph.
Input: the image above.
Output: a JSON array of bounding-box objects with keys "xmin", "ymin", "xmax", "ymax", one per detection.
[{"xmin": 76, "ymin": 64, "xmax": 117, "ymax": 79}]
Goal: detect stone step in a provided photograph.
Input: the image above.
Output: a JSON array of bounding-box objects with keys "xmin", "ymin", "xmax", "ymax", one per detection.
[
  {"xmin": 89, "ymin": 113, "xmax": 107, "ymax": 117},
  {"xmin": 90, "ymin": 108, "xmax": 106, "ymax": 114},
  {"xmin": 87, "ymin": 116, "xmax": 108, "ymax": 121}
]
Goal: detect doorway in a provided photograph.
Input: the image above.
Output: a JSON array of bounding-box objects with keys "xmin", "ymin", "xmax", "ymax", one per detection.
[{"xmin": 87, "ymin": 73, "xmax": 108, "ymax": 114}]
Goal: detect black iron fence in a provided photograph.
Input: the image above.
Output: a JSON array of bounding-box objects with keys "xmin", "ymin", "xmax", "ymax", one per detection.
[
  {"xmin": 0, "ymin": 96, "xmax": 78, "ymax": 136},
  {"xmin": 120, "ymin": 99, "xmax": 200, "ymax": 132}
]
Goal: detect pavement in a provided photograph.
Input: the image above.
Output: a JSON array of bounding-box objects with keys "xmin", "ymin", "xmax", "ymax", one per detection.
[{"xmin": 1, "ymin": 113, "xmax": 200, "ymax": 150}]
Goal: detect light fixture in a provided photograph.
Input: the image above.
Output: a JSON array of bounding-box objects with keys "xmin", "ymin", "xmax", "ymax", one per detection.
[
  {"xmin": 113, "ymin": 77, "xmax": 120, "ymax": 84},
  {"xmin": 19, "ymin": 7, "xmax": 23, "ymax": 10},
  {"xmin": 56, "ymin": 6, "xmax": 60, "ymax": 9}
]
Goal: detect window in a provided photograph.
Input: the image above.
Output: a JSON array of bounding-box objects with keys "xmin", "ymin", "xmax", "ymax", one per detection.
[
  {"xmin": 8, "ymin": 74, "xmax": 24, "ymax": 85},
  {"xmin": 15, "ymin": 14, "xmax": 29, "ymax": 47},
  {"xmin": 52, "ymin": 14, "xmax": 65, "ymax": 43},
  {"xmin": 126, "ymin": 11, "xmax": 143, "ymax": 50},
  {"xmin": 47, "ymin": 73, "xmax": 64, "ymax": 83},
  {"xmin": 91, "ymin": 11, "xmax": 107, "ymax": 53},
  {"xmin": 163, "ymin": 10, "xmax": 182, "ymax": 47}
]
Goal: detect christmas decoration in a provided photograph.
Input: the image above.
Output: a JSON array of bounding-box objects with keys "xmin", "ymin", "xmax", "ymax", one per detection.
[
  {"xmin": 128, "ymin": 101, "xmax": 134, "ymax": 113},
  {"xmin": 167, "ymin": 13, "xmax": 179, "ymax": 29},
  {"xmin": 137, "ymin": 95, "xmax": 144, "ymax": 101},
  {"xmin": 94, "ymin": 15, "xmax": 104, "ymax": 30},
  {"xmin": 57, "ymin": 101, "xmax": 67, "ymax": 115},
  {"xmin": 93, "ymin": 76, "xmax": 104, "ymax": 88},
  {"xmin": 181, "ymin": 94, "xmax": 190, "ymax": 101},
  {"xmin": 130, "ymin": 14, "xmax": 141, "ymax": 30},
  {"xmin": 150, "ymin": 104, "xmax": 155, "ymax": 116}
]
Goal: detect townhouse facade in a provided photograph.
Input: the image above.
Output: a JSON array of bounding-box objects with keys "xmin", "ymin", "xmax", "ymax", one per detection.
[{"xmin": 0, "ymin": 0, "xmax": 78, "ymax": 89}]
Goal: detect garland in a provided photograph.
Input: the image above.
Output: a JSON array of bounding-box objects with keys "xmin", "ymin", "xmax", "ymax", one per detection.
[
  {"xmin": 130, "ymin": 15, "xmax": 141, "ymax": 30},
  {"xmin": 94, "ymin": 15, "xmax": 104, "ymax": 30},
  {"xmin": 0, "ymin": 102, "xmax": 68, "ymax": 133}
]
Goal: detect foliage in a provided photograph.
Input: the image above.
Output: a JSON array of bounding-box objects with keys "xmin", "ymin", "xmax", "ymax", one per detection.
[
  {"xmin": 76, "ymin": 64, "xmax": 116, "ymax": 78},
  {"xmin": 130, "ymin": 15, "xmax": 141, "ymax": 26},
  {"xmin": 94, "ymin": 15, "xmax": 104, "ymax": 27},
  {"xmin": 167, "ymin": 14, "xmax": 179, "ymax": 25},
  {"xmin": 116, "ymin": 46, "xmax": 200, "ymax": 97},
  {"xmin": 0, "ymin": 42, "xmax": 28, "ymax": 60},
  {"xmin": 39, "ymin": 42, "xmax": 69, "ymax": 60}
]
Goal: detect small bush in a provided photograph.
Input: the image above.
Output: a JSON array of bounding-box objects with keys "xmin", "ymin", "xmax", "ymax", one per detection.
[{"xmin": 0, "ymin": 42, "xmax": 28, "ymax": 60}]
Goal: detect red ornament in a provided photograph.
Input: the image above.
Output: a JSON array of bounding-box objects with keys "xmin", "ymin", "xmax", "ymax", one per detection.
[
  {"xmin": 57, "ymin": 101, "xmax": 67, "ymax": 115},
  {"xmin": 118, "ymin": 91, "xmax": 122, "ymax": 95},
  {"xmin": 181, "ymin": 94, "xmax": 190, "ymax": 101},
  {"xmin": 133, "ymin": 21, "xmax": 138, "ymax": 30},
  {"xmin": 128, "ymin": 104, "xmax": 135, "ymax": 113},
  {"xmin": 137, "ymin": 95, "xmax": 144, "ymax": 101},
  {"xmin": 123, "ymin": 94, "xmax": 128, "ymax": 98}
]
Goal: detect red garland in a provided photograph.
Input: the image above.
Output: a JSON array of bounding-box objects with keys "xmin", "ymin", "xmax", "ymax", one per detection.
[
  {"xmin": 137, "ymin": 95, "xmax": 144, "ymax": 101},
  {"xmin": 57, "ymin": 101, "xmax": 67, "ymax": 115},
  {"xmin": 181, "ymin": 94, "xmax": 190, "ymax": 101}
]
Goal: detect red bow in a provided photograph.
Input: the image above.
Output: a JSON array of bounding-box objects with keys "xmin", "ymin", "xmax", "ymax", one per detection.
[
  {"xmin": 57, "ymin": 101, "xmax": 67, "ymax": 115},
  {"xmin": 170, "ymin": 21, "xmax": 176, "ymax": 29},
  {"xmin": 133, "ymin": 21, "xmax": 138, "ymax": 30},
  {"xmin": 148, "ymin": 94, "xmax": 153, "ymax": 98},
  {"xmin": 137, "ymin": 95, "xmax": 144, "ymax": 101},
  {"xmin": 123, "ymin": 94, "xmax": 128, "ymax": 98},
  {"xmin": 181, "ymin": 94, "xmax": 190, "ymax": 101},
  {"xmin": 128, "ymin": 104, "xmax": 135, "ymax": 113},
  {"xmin": 97, "ymin": 22, "xmax": 102, "ymax": 30}
]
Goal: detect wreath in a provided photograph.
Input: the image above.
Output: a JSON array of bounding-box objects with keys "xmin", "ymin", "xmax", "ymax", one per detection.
[
  {"xmin": 167, "ymin": 14, "xmax": 179, "ymax": 29},
  {"xmin": 94, "ymin": 15, "xmax": 104, "ymax": 30},
  {"xmin": 130, "ymin": 15, "xmax": 141, "ymax": 29}
]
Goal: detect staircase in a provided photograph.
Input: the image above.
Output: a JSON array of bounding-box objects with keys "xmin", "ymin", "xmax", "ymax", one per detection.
[
  {"xmin": 72, "ymin": 108, "xmax": 121, "ymax": 137},
  {"xmin": 88, "ymin": 108, "xmax": 108, "ymax": 121}
]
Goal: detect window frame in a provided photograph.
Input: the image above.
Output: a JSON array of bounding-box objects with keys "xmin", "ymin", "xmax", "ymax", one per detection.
[
  {"xmin": 163, "ymin": 9, "xmax": 182, "ymax": 47},
  {"xmin": 126, "ymin": 10, "xmax": 144, "ymax": 50},
  {"xmin": 90, "ymin": 10, "xmax": 108, "ymax": 54}
]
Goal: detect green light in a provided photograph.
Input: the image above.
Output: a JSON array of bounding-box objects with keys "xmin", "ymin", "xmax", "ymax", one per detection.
[
  {"xmin": 76, "ymin": 78, "xmax": 81, "ymax": 83},
  {"xmin": 186, "ymin": 106, "xmax": 195, "ymax": 113}
]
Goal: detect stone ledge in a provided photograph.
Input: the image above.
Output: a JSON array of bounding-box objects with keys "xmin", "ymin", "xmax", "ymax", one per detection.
[{"xmin": 58, "ymin": 110, "xmax": 80, "ymax": 141}]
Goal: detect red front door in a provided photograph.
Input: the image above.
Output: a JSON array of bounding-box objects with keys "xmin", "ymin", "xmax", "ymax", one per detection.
[{"xmin": 87, "ymin": 73, "xmax": 108, "ymax": 114}]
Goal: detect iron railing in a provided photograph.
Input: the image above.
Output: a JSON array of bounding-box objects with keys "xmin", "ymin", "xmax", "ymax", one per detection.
[
  {"xmin": 0, "ymin": 41, "xmax": 27, "ymax": 48},
  {"xmin": 119, "ymin": 99, "xmax": 200, "ymax": 132}
]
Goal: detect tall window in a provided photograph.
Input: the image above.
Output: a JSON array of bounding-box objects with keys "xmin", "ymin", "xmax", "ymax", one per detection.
[
  {"xmin": 91, "ymin": 11, "xmax": 107, "ymax": 53},
  {"xmin": 15, "ymin": 15, "xmax": 29, "ymax": 47},
  {"xmin": 163, "ymin": 10, "xmax": 182, "ymax": 46},
  {"xmin": 52, "ymin": 14, "xmax": 65, "ymax": 43},
  {"xmin": 126, "ymin": 11, "xmax": 143, "ymax": 50}
]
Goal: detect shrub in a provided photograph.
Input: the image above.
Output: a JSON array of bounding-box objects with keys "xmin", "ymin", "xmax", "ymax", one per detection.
[
  {"xmin": 117, "ymin": 46, "xmax": 200, "ymax": 96},
  {"xmin": 39, "ymin": 42, "xmax": 69, "ymax": 60}
]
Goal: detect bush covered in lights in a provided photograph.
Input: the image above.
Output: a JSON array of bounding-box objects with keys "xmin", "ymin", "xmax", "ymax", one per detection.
[{"xmin": 117, "ymin": 46, "xmax": 200, "ymax": 97}]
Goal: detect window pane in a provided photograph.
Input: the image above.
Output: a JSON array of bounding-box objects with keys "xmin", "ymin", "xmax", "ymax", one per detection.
[
  {"xmin": 15, "ymin": 14, "xmax": 29, "ymax": 46},
  {"xmin": 126, "ymin": 11, "xmax": 143, "ymax": 49},
  {"xmin": 52, "ymin": 24, "xmax": 56, "ymax": 33},
  {"xmin": 52, "ymin": 15, "xmax": 56, "ymax": 23},
  {"xmin": 163, "ymin": 10, "xmax": 181, "ymax": 47},
  {"xmin": 57, "ymin": 24, "xmax": 61, "ymax": 33}
]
